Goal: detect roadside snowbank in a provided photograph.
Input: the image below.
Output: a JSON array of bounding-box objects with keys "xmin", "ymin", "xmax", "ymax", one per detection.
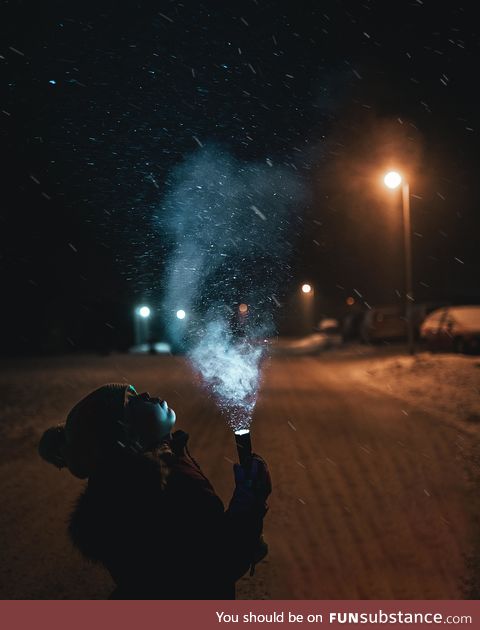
[
  {"xmin": 271, "ymin": 333, "xmax": 341, "ymax": 355},
  {"xmin": 351, "ymin": 352, "xmax": 480, "ymax": 433}
]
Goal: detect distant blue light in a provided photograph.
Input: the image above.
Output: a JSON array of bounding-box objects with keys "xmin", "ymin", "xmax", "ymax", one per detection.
[
  {"xmin": 138, "ymin": 306, "xmax": 151, "ymax": 318},
  {"xmin": 49, "ymin": 80, "xmax": 56, "ymax": 85}
]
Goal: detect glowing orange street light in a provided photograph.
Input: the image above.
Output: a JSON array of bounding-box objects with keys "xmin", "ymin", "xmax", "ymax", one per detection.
[
  {"xmin": 238, "ymin": 303, "xmax": 249, "ymax": 315},
  {"xmin": 300, "ymin": 283, "xmax": 314, "ymax": 333},
  {"xmin": 384, "ymin": 170, "xmax": 402, "ymax": 189},
  {"xmin": 383, "ymin": 170, "xmax": 414, "ymax": 355},
  {"xmin": 301, "ymin": 283, "xmax": 312, "ymax": 294}
]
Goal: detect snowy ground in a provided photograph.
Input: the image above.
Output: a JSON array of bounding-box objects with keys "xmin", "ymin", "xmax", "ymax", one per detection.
[
  {"xmin": 349, "ymin": 350, "xmax": 480, "ymax": 436},
  {"xmin": 0, "ymin": 349, "xmax": 479, "ymax": 599},
  {"xmin": 348, "ymin": 347, "xmax": 480, "ymax": 596}
]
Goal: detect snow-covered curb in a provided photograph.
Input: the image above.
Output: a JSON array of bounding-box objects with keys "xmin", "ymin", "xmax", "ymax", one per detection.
[
  {"xmin": 350, "ymin": 352, "xmax": 480, "ymax": 434},
  {"xmin": 271, "ymin": 334, "xmax": 341, "ymax": 355}
]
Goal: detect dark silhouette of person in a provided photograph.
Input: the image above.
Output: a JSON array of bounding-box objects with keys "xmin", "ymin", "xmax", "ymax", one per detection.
[{"xmin": 38, "ymin": 384, "xmax": 271, "ymax": 599}]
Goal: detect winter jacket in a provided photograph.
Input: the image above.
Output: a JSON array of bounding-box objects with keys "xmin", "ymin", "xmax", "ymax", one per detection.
[{"xmin": 68, "ymin": 433, "xmax": 266, "ymax": 599}]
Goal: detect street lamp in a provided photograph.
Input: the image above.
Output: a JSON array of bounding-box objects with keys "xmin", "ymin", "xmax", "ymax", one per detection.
[
  {"xmin": 300, "ymin": 282, "xmax": 314, "ymax": 334},
  {"xmin": 134, "ymin": 305, "xmax": 151, "ymax": 347},
  {"xmin": 383, "ymin": 171, "xmax": 414, "ymax": 355},
  {"xmin": 139, "ymin": 306, "xmax": 151, "ymax": 318},
  {"xmin": 176, "ymin": 309, "xmax": 186, "ymax": 320},
  {"xmin": 384, "ymin": 171, "xmax": 402, "ymax": 190}
]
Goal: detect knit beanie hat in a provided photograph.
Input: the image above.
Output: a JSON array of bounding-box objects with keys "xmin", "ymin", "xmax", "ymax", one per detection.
[
  {"xmin": 38, "ymin": 383, "xmax": 168, "ymax": 478},
  {"xmin": 65, "ymin": 383, "xmax": 133, "ymax": 450}
]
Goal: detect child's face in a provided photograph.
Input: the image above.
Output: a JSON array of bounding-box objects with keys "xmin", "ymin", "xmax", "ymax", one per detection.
[
  {"xmin": 125, "ymin": 392, "xmax": 176, "ymax": 447},
  {"xmin": 142, "ymin": 394, "xmax": 177, "ymax": 433}
]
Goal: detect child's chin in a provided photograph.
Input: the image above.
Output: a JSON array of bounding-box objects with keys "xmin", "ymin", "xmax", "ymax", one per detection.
[{"xmin": 167, "ymin": 408, "xmax": 176, "ymax": 428}]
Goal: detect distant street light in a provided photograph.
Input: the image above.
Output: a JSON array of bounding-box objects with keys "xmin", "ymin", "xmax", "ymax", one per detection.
[
  {"xmin": 238, "ymin": 303, "xmax": 249, "ymax": 315},
  {"xmin": 383, "ymin": 170, "xmax": 415, "ymax": 355},
  {"xmin": 300, "ymin": 282, "xmax": 314, "ymax": 334},
  {"xmin": 138, "ymin": 306, "xmax": 151, "ymax": 318},
  {"xmin": 134, "ymin": 305, "xmax": 151, "ymax": 347},
  {"xmin": 176, "ymin": 309, "xmax": 186, "ymax": 320}
]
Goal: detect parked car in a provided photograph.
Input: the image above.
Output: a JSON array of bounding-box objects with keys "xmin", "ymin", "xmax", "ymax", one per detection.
[
  {"xmin": 412, "ymin": 301, "xmax": 449, "ymax": 328},
  {"xmin": 420, "ymin": 305, "xmax": 480, "ymax": 354},
  {"xmin": 313, "ymin": 318, "xmax": 343, "ymax": 349},
  {"xmin": 360, "ymin": 306, "xmax": 407, "ymax": 343},
  {"xmin": 316, "ymin": 318, "xmax": 340, "ymax": 334}
]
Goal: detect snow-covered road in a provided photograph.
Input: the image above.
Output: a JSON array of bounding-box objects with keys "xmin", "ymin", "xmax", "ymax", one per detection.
[{"xmin": 0, "ymin": 350, "xmax": 477, "ymax": 598}]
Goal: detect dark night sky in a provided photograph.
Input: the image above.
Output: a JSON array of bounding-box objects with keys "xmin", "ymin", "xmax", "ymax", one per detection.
[{"xmin": 2, "ymin": 0, "xmax": 480, "ymax": 353}]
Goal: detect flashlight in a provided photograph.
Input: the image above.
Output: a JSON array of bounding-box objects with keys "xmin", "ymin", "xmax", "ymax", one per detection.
[
  {"xmin": 235, "ymin": 427, "xmax": 268, "ymax": 576},
  {"xmin": 234, "ymin": 428, "xmax": 252, "ymax": 476}
]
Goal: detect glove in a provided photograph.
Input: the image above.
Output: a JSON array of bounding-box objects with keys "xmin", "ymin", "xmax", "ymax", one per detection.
[
  {"xmin": 230, "ymin": 454, "xmax": 272, "ymax": 514},
  {"xmin": 231, "ymin": 455, "xmax": 272, "ymax": 575},
  {"xmin": 253, "ymin": 454, "xmax": 272, "ymax": 500}
]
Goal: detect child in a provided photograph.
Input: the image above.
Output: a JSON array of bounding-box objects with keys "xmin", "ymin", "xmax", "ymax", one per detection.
[{"xmin": 38, "ymin": 383, "xmax": 271, "ymax": 599}]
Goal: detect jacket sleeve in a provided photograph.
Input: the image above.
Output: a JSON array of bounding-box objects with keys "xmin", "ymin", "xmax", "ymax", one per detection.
[
  {"xmin": 171, "ymin": 455, "xmax": 266, "ymax": 584},
  {"xmin": 222, "ymin": 496, "xmax": 267, "ymax": 581}
]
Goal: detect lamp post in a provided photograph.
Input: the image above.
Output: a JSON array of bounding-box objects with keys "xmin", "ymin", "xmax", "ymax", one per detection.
[
  {"xmin": 383, "ymin": 171, "xmax": 414, "ymax": 355},
  {"xmin": 134, "ymin": 305, "xmax": 151, "ymax": 347},
  {"xmin": 300, "ymin": 282, "xmax": 314, "ymax": 334}
]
